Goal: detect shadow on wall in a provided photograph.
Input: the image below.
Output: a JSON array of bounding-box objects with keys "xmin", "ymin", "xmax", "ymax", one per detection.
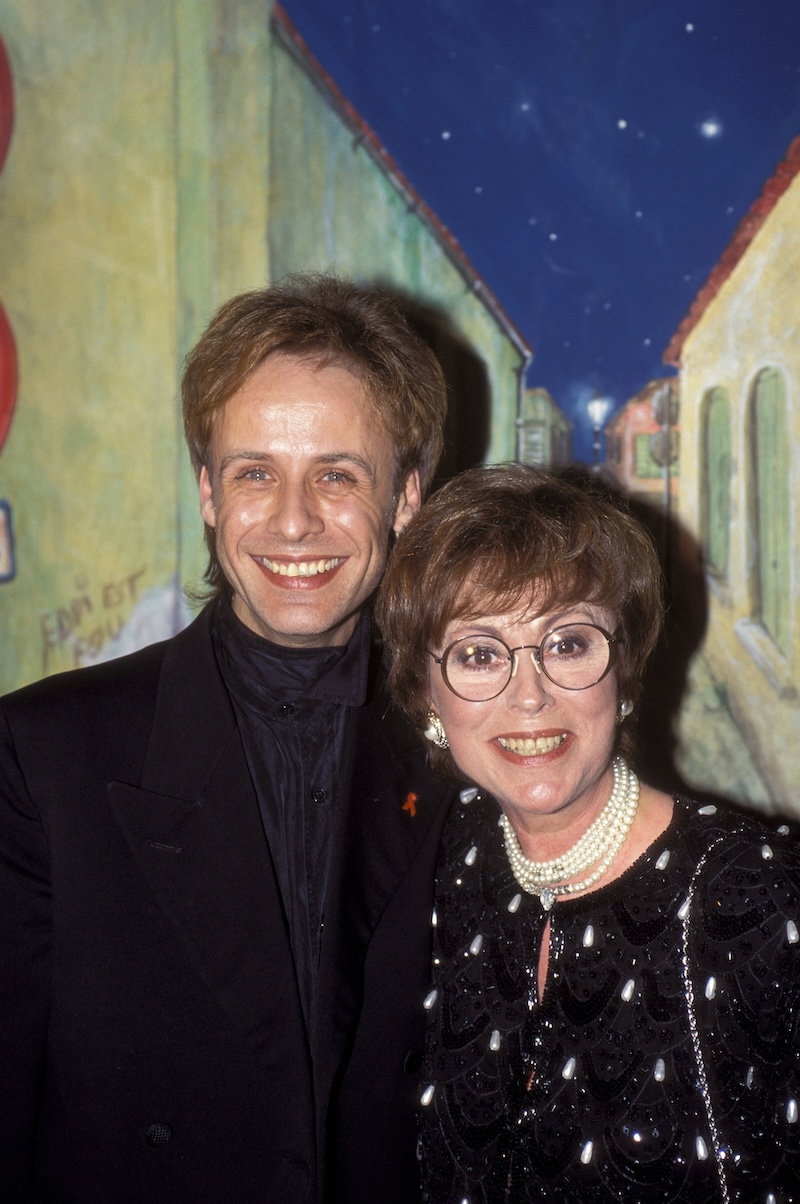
[
  {"xmin": 556, "ymin": 470, "xmax": 796, "ymax": 830},
  {"xmin": 628, "ymin": 496, "xmax": 709, "ymax": 796},
  {"xmin": 381, "ymin": 287, "xmax": 492, "ymax": 485},
  {"xmin": 628, "ymin": 492, "xmax": 797, "ymax": 832}
]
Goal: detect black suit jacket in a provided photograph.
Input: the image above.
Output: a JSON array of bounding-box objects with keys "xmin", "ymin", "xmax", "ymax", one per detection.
[{"xmin": 0, "ymin": 607, "xmax": 453, "ymax": 1203}]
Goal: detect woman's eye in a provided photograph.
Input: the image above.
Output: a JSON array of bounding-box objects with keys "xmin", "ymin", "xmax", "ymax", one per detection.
[
  {"xmin": 458, "ymin": 642, "xmax": 507, "ymax": 670},
  {"xmin": 548, "ymin": 634, "xmax": 587, "ymax": 658}
]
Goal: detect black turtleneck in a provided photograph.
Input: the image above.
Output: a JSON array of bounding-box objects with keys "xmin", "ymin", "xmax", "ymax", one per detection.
[{"xmin": 211, "ymin": 598, "xmax": 371, "ymax": 1026}]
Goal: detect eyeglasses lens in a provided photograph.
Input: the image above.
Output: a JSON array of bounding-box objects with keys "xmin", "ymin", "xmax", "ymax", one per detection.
[
  {"xmin": 443, "ymin": 636, "xmax": 511, "ymax": 701},
  {"xmin": 539, "ymin": 625, "xmax": 610, "ymax": 689},
  {"xmin": 442, "ymin": 624, "xmax": 611, "ymax": 700}
]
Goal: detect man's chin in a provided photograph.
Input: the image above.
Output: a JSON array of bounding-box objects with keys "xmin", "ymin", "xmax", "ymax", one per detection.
[{"xmin": 234, "ymin": 596, "xmax": 362, "ymax": 649}]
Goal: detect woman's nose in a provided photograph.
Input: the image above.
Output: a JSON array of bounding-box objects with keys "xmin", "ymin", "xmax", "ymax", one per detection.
[{"xmin": 507, "ymin": 649, "xmax": 552, "ymax": 709}]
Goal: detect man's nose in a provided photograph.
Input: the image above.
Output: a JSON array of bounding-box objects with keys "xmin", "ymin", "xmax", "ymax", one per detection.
[{"xmin": 265, "ymin": 480, "xmax": 326, "ymax": 541}]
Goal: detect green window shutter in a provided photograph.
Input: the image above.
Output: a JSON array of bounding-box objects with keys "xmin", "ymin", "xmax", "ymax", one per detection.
[
  {"xmin": 752, "ymin": 368, "xmax": 790, "ymax": 654},
  {"xmin": 702, "ymin": 388, "xmax": 731, "ymax": 577}
]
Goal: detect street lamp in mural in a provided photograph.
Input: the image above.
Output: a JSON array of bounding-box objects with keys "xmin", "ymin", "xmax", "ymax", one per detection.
[{"xmin": 586, "ymin": 394, "xmax": 611, "ymax": 470}]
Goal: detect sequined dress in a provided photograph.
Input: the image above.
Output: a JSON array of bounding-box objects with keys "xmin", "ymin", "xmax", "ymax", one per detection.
[{"xmin": 419, "ymin": 794, "xmax": 800, "ymax": 1203}]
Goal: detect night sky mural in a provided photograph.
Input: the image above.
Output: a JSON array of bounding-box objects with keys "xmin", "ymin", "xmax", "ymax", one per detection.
[{"xmin": 282, "ymin": 0, "xmax": 800, "ymax": 459}]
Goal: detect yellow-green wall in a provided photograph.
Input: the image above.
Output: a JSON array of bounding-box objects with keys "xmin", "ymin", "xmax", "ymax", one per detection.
[{"xmin": 675, "ymin": 171, "xmax": 800, "ymax": 813}]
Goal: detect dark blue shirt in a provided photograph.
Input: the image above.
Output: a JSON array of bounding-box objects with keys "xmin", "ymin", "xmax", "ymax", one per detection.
[{"xmin": 212, "ymin": 599, "xmax": 370, "ymax": 1026}]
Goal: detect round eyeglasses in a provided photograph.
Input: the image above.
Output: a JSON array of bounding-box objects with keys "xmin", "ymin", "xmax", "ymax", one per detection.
[{"xmin": 429, "ymin": 623, "xmax": 618, "ymax": 702}]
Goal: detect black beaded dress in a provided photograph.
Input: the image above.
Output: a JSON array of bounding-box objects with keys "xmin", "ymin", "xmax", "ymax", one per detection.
[{"xmin": 419, "ymin": 792, "xmax": 800, "ymax": 1203}]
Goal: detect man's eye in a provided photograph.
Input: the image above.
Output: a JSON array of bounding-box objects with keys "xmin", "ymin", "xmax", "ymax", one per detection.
[
  {"xmin": 243, "ymin": 467, "xmax": 270, "ymax": 481},
  {"xmin": 321, "ymin": 470, "xmax": 356, "ymax": 486}
]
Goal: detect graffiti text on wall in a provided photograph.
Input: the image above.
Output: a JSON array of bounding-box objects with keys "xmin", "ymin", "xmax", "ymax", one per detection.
[{"xmin": 40, "ymin": 567, "xmax": 147, "ymax": 674}]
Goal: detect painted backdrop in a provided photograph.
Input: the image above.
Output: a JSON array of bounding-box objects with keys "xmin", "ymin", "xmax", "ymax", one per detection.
[{"xmin": 1, "ymin": 0, "xmax": 799, "ymax": 818}]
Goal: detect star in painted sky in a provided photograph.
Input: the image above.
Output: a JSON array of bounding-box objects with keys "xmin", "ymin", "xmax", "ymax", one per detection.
[{"xmin": 283, "ymin": 0, "xmax": 800, "ymax": 458}]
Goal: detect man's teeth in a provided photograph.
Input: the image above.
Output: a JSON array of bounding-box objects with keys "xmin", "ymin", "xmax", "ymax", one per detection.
[
  {"xmin": 261, "ymin": 557, "xmax": 343, "ymax": 578},
  {"xmin": 498, "ymin": 734, "xmax": 567, "ymax": 755}
]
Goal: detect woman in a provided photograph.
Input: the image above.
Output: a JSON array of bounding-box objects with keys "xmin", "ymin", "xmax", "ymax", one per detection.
[{"xmin": 376, "ymin": 464, "xmax": 800, "ymax": 1203}]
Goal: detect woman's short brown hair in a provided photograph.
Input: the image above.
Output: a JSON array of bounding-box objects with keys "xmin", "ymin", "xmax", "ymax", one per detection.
[
  {"xmin": 376, "ymin": 463, "xmax": 664, "ymax": 771},
  {"xmin": 182, "ymin": 273, "xmax": 447, "ymax": 594}
]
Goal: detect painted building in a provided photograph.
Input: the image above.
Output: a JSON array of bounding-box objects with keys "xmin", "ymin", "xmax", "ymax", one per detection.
[
  {"xmin": 604, "ymin": 378, "xmax": 679, "ymax": 506},
  {"xmin": 0, "ymin": 1, "xmax": 529, "ymax": 693},
  {"xmin": 517, "ymin": 387, "xmax": 572, "ymax": 468},
  {"xmin": 664, "ymin": 135, "xmax": 800, "ymax": 813},
  {"xmin": 268, "ymin": 8, "xmax": 531, "ymax": 476}
]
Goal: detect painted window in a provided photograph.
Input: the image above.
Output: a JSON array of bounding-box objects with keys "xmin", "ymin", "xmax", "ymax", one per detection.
[
  {"xmin": 751, "ymin": 367, "xmax": 790, "ymax": 654},
  {"xmin": 519, "ymin": 422, "xmax": 547, "ymax": 465},
  {"xmin": 701, "ymin": 387, "xmax": 731, "ymax": 577},
  {"xmin": 634, "ymin": 432, "xmax": 679, "ymax": 479}
]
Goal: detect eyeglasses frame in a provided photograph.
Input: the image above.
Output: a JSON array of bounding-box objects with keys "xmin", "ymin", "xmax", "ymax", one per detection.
[{"xmin": 429, "ymin": 623, "xmax": 619, "ymax": 702}]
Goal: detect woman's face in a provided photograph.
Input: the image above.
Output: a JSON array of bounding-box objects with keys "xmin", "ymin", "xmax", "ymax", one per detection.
[{"xmin": 428, "ymin": 601, "xmax": 620, "ymax": 831}]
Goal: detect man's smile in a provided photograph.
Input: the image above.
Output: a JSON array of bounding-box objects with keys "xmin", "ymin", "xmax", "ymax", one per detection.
[{"xmin": 257, "ymin": 556, "xmax": 345, "ymax": 578}]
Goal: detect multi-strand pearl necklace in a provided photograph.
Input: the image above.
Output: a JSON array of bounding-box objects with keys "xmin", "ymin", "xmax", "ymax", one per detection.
[{"xmin": 501, "ymin": 757, "xmax": 640, "ymax": 911}]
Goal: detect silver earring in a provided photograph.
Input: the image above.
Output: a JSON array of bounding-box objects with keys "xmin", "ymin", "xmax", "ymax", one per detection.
[
  {"xmin": 618, "ymin": 699, "xmax": 634, "ymax": 721},
  {"xmin": 424, "ymin": 711, "xmax": 449, "ymax": 749}
]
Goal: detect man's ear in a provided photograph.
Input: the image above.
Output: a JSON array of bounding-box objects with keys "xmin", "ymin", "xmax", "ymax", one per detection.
[
  {"xmin": 392, "ymin": 468, "xmax": 422, "ymax": 535},
  {"xmin": 198, "ymin": 466, "xmax": 217, "ymax": 528}
]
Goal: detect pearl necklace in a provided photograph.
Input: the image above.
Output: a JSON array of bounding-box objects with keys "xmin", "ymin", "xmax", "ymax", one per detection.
[{"xmin": 501, "ymin": 757, "xmax": 640, "ymax": 911}]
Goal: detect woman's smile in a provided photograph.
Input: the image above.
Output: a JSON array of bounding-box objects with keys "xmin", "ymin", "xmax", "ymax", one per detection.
[{"xmin": 495, "ymin": 730, "xmax": 569, "ymax": 758}]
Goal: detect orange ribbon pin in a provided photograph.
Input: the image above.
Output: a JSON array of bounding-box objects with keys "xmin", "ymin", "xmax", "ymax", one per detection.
[{"xmin": 402, "ymin": 792, "xmax": 418, "ymax": 817}]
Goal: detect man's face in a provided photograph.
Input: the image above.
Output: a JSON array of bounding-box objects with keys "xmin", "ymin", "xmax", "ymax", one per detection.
[{"xmin": 199, "ymin": 352, "xmax": 420, "ymax": 647}]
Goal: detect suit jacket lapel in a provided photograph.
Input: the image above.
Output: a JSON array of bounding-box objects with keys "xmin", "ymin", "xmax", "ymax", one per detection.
[
  {"xmin": 109, "ymin": 610, "xmax": 311, "ymax": 1081},
  {"xmin": 314, "ymin": 678, "xmax": 452, "ymax": 1098}
]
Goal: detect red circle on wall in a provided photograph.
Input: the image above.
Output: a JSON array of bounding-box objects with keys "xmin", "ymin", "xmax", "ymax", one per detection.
[
  {"xmin": 0, "ymin": 37, "xmax": 12, "ymax": 173},
  {"xmin": 0, "ymin": 302, "xmax": 17, "ymax": 453}
]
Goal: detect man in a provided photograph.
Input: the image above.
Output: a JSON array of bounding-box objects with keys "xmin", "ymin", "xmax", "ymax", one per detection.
[{"xmin": 0, "ymin": 276, "xmax": 454, "ymax": 1203}]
